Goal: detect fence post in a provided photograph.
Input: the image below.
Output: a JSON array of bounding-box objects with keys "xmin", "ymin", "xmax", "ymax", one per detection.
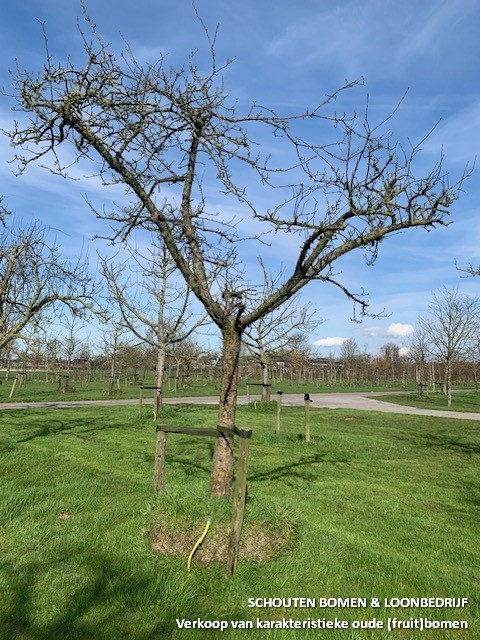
[
  {"xmin": 276, "ymin": 390, "xmax": 283, "ymax": 436},
  {"xmin": 9, "ymin": 376, "xmax": 18, "ymax": 399},
  {"xmin": 154, "ymin": 427, "xmax": 167, "ymax": 494},
  {"xmin": 139, "ymin": 387, "xmax": 144, "ymax": 414},
  {"xmin": 304, "ymin": 393, "xmax": 312, "ymax": 443},
  {"xmin": 226, "ymin": 432, "xmax": 252, "ymax": 576}
]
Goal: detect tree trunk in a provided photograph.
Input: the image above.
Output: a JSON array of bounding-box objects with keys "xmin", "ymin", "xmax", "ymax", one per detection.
[
  {"xmin": 430, "ymin": 363, "xmax": 435, "ymax": 393},
  {"xmin": 260, "ymin": 358, "xmax": 269, "ymax": 402},
  {"xmin": 209, "ymin": 320, "xmax": 242, "ymax": 498},
  {"xmin": 446, "ymin": 361, "xmax": 452, "ymax": 407},
  {"xmin": 155, "ymin": 345, "xmax": 165, "ymax": 417}
]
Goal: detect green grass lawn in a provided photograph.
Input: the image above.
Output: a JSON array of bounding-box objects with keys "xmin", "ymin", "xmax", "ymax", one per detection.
[
  {"xmin": 0, "ymin": 372, "xmax": 420, "ymax": 404},
  {"xmin": 0, "ymin": 403, "xmax": 479, "ymax": 639},
  {"xmin": 371, "ymin": 392, "xmax": 480, "ymax": 413}
]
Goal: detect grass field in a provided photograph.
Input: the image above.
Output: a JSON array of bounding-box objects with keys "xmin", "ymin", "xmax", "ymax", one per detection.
[
  {"xmin": 372, "ymin": 392, "xmax": 480, "ymax": 413},
  {"xmin": 0, "ymin": 402, "xmax": 479, "ymax": 639},
  {"xmin": 0, "ymin": 373, "xmax": 420, "ymax": 404}
]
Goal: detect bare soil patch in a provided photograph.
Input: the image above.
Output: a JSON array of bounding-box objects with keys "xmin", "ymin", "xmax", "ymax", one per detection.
[{"xmin": 149, "ymin": 521, "xmax": 294, "ymax": 566}]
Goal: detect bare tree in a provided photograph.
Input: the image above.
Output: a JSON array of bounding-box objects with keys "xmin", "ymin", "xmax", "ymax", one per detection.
[
  {"xmin": 419, "ymin": 287, "xmax": 479, "ymax": 406},
  {"xmin": 74, "ymin": 336, "xmax": 94, "ymax": 382},
  {"xmin": 243, "ymin": 274, "xmax": 319, "ymax": 400},
  {"xmin": 0, "ymin": 215, "xmax": 93, "ymax": 353},
  {"xmin": 466, "ymin": 333, "xmax": 480, "ymax": 393},
  {"xmin": 340, "ymin": 337, "xmax": 360, "ymax": 383},
  {"xmin": 12, "ymin": 326, "xmax": 42, "ymax": 382},
  {"xmin": 101, "ymin": 240, "xmax": 208, "ymax": 415},
  {"xmin": 59, "ymin": 311, "xmax": 86, "ymax": 379},
  {"xmin": 409, "ymin": 327, "xmax": 430, "ymax": 389},
  {"xmin": 378, "ymin": 342, "xmax": 402, "ymax": 381},
  {"xmin": 5, "ymin": 12, "xmax": 466, "ymax": 496},
  {"xmin": 97, "ymin": 321, "xmax": 127, "ymax": 394},
  {"xmin": 166, "ymin": 334, "xmax": 204, "ymax": 392},
  {"xmin": 286, "ymin": 332, "xmax": 316, "ymax": 385}
]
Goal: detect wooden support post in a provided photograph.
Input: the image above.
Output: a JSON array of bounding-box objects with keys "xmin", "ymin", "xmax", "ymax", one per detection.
[
  {"xmin": 276, "ymin": 390, "xmax": 283, "ymax": 436},
  {"xmin": 304, "ymin": 393, "xmax": 312, "ymax": 443},
  {"xmin": 153, "ymin": 428, "xmax": 167, "ymax": 494},
  {"xmin": 9, "ymin": 376, "xmax": 18, "ymax": 399},
  {"xmin": 226, "ymin": 434, "xmax": 251, "ymax": 576},
  {"xmin": 246, "ymin": 384, "xmax": 250, "ymax": 404},
  {"xmin": 151, "ymin": 423, "xmax": 252, "ymax": 574}
]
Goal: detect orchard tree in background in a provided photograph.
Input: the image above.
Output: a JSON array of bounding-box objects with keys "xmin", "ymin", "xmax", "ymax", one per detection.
[
  {"xmin": 0, "ymin": 210, "xmax": 93, "ymax": 354},
  {"xmin": 409, "ymin": 327, "xmax": 430, "ymax": 388},
  {"xmin": 97, "ymin": 322, "xmax": 127, "ymax": 394},
  {"xmin": 243, "ymin": 268, "xmax": 320, "ymax": 400},
  {"xmin": 340, "ymin": 337, "xmax": 360, "ymax": 383},
  {"xmin": 419, "ymin": 287, "xmax": 479, "ymax": 406},
  {"xmin": 101, "ymin": 239, "xmax": 208, "ymax": 415},
  {"xmin": 378, "ymin": 342, "xmax": 402, "ymax": 381},
  {"xmin": 59, "ymin": 311, "xmax": 86, "ymax": 378},
  {"xmin": 5, "ymin": 11, "xmax": 467, "ymax": 496},
  {"xmin": 466, "ymin": 333, "xmax": 480, "ymax": 393}
]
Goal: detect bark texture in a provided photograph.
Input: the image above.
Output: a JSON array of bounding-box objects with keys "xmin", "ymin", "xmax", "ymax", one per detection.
[{"xmin": 209, "ymin": 320, "xmax": 242, "ymax": 497}]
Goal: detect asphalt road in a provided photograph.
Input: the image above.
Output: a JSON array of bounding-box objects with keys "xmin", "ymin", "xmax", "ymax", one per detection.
[{"xmin": 1, "ymin": 391, "xmax": 479, "ymax": 421}]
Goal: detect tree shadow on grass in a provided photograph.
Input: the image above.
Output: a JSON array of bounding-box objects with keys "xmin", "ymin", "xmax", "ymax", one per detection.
[
  {"xmin": 16, "ymin": 419, "xmax": 81, "ymax": 443},
  {"xmin": 15, "ymin": 415, "xmax": 136, "ymax": 444},
  {"xmin": 0, "ymin": 551, "xmax": 187, "ymax": 640},
  {"xmin": 142, "ymin": 437, "xmax": 215, "ymax": 476},
  {"xmin": 393, "ymin": 430, "xmax": 480, "ymax": 456},
  {"xmin": 164, "ymin": 455, "xmax": 211, "ymax": 476},
  {"xmin": 250, "ymin": 452, "xmax": 344, "ymax": 485}
]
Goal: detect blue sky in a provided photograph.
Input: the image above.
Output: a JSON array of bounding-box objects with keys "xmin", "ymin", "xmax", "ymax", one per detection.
[{"xmin": 1, "ymin": 0, "xmax": 479, "ymax": 354}]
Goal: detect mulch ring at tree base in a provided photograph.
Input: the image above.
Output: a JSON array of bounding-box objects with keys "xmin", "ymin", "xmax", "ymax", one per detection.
[{"xmin": 148, "ymin": 523, "xmax": 294, "ymax": 566}]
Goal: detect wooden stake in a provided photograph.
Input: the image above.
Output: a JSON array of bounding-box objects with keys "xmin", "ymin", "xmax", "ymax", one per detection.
[
  {"xmin": 226, "ymin": 435, "xmax": 250, "ymax": 576},
  {"xmin": 153, "ymin": 428, "xmax": 167, "ymax": 494},
  {"xmin": 9, "ymin": 376, "xmax": 18, "ymax": 399},
  {"xmin": 276, "ymin": 390, "xmax": 283, "ymax": 436},
  {"xmin": 304, "ymin": 393, "xmax": 311, "ymax": 443}
]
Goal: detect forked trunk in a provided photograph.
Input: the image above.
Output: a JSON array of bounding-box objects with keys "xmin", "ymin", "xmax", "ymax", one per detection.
[{"xmin": 209, "ymin": 320, "xmax": 242, "ymax": 497}]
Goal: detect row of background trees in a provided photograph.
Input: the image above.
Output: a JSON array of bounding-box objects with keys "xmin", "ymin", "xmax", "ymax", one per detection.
[
  {"xmin": 2, "ymin": 215, "xmax": 478, "ymax": 406},
  {"xmin": 4, "ymin": 323, "xmax": 480, "ymax": 394}
]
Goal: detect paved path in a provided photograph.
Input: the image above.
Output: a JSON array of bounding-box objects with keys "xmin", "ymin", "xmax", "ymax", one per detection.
[
  {"xmin": 277, "ymin": 392, "xmax": 480, "ymax": 421},
  {"xmin": 1, "ymin": 392, "xmax": 479, "ymax": 421}
]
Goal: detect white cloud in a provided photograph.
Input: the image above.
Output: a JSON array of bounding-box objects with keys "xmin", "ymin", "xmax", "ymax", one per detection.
[
  {"xmin": 359, "ymin": 326, "xmax": 381, "ymax": 338},
  {"xmin": 387, "ymin": 323, "xmax": 414, "ymax": 337},
  {"xmin": 313, "ymin": 336, "xmax": 346, "ymax": 347},
  {"xmin": 399, "ymin": 347, "xmax": 411, "ymax": 357}
]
